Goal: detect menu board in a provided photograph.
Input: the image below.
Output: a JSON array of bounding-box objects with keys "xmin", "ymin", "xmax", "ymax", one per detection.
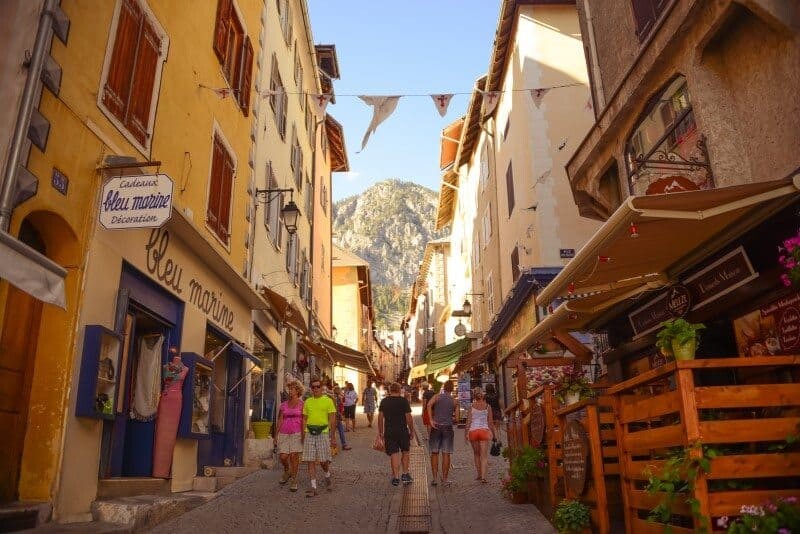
[
  {"xmin": 562, "ymin": 420, "xmax": 589, "ymax": 497},
  {"xmin": 734, "ymin": 291, "xmax": 800, "ymax": 357}
]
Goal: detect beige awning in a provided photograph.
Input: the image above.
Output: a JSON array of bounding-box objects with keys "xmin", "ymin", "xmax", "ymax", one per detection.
[
  {"xmin": 260, "ymin": 287, "xmax": 308, "ymax": 336},
  {"xmin": 453, "ymin": 342, "xmax": 496, "ymax": 375},
  {"xmin": 536, "ymin": 176, "xmax": 800, "ymax": 310},
  {"xmin": 0, "ymin": 230, "xmax": 66, "ymax": 308},
  {"xmin": 320, "ymin": 338, "xmax": 374, "ymax": 375}
]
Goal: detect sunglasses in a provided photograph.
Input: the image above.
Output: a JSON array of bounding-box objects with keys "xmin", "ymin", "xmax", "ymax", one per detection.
[{"xmin": 311, "ymin": 384, "xmax": 322, "ymax": 389}]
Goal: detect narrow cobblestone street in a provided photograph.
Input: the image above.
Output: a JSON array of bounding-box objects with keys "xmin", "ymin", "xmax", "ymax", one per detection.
[{"xmin": 147, "ymin": 407, "xmax": 554, "ymax": 533}]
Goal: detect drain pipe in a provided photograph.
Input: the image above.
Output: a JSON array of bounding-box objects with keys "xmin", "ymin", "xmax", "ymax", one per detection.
[{"xmin": 0, "ymin": 0, "xmax": 57, "ymax": 231}]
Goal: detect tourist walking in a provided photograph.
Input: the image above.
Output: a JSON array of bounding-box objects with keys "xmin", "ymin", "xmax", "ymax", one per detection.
[
  {"xmin": 465, "ymin": 387, "xmax": 495, "ymax": 483},
  {"xmin": 302, "ymin": 377, "xmax": 337, "ymax": 497},
  {"xmin": 274, "ymin": 379, "xmax": 305, "ymax": 492},
  {"xmin": 344, "ymin": 382, "xmax": 358, "ymax": 431},
  {"xmin": 377, "ymin": 382, "xmax": 416, "ymax": 486},
  {"xmin": 332, "ymin": 386, "xmax": 351, "ymax": 450},
  {"xmin": 420, "ymin": 382, "xmax": 435, "ymax": 437},
  {"xmin": 363, "ymin": 381, "xmax": 378, "ymax": 428},
  {"xmin": 427, "ymin": 380, "xmax": 456, "ymax": 486}
]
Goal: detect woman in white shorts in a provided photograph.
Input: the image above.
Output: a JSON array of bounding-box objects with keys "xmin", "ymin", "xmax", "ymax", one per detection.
[{"xmin": 274, "ymin": 380, "xmax": 304, "ymax": 492}]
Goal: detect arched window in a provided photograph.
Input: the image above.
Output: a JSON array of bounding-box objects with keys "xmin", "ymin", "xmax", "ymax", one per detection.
[{"xmin": 625, "ymin": 76, "xmax": 713, "ymax": 196}]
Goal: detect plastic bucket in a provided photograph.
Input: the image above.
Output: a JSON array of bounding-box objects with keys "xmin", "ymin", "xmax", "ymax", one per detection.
[{"xmin": 252, "ymin": 421, "xmax": 272, "ymax": 439}]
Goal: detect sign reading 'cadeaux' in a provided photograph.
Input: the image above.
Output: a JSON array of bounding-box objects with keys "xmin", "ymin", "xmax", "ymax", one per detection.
[{"xmin": 100, "ymin": 174, "xmax": 173, "ymax": 230}]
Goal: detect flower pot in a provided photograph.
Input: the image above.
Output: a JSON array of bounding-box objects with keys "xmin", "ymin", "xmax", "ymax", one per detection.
[
  {"xmin": 510, "ymin": 490, "xmax": 528, "ymax": 504},
  {"xmin": 251, "ymin": 421, "xmax": 272, "ymax": 439},
  {"xmin": 672, "ymin": 338, "xmax": 697, "ymax": 361},
  {"xmin": 564, "ymin": 392, "xmax": 581, "ymax": 405}
]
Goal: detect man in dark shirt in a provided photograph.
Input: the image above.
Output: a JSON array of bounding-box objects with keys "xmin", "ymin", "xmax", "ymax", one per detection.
[{"xmin": 377, "ymin": 382, "xmax": 416, "ymax": 486}]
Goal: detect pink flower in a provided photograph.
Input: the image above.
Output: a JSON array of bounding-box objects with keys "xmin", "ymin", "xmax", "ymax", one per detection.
[
  {"xmin": 716, "ymin": 516, "xmax": 729, "ymax": 528},
  {"xmin": 781, "ymin": 496, "xmax": 798, "ymax": 504}
]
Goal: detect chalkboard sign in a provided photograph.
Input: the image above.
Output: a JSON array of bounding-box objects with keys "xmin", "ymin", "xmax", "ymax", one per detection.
[{"xmin": 562, "ymin": 420, "xmax": 589, "ymax": 497}]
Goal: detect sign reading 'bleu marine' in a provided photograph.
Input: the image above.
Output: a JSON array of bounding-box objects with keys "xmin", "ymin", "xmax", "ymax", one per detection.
[{"xmin": 100, "ymin": 174, "xmax": 173, "ymax": 230}]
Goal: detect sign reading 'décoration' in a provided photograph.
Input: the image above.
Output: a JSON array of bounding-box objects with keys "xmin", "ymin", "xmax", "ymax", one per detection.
[{"xmin": 100, "ymin": 174, "xmax": 173, "ymax": 230}]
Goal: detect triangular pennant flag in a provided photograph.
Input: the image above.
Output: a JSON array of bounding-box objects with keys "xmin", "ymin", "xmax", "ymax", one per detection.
[
  {"xmin": 358, "ymin": 95, "xmax": 401, "ymax": 152},
  {"xmin": 430, "ymin": 94, "xmax": 454, "ymax": 117},
  {"xmin": 481, "ymin": 90, "xmax": 500, "ymax": 116},
  {"xmin": 212, "ymin": 87, "xmax": 232, "ymax": 99},
  {"xmin": 310, "ymin": 93, "xmax": 332, "ymax": 116},
  {"xmin": 529, "ymin": 88, "xmax": 550, "ymax": 108}
]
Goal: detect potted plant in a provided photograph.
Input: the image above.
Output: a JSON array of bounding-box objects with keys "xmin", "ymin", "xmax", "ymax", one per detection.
[
  {"xmin": 656, "ymin": 318, "xmax": 706, "ymax": 361},
  {"xmin": 500, "ymin": 474, "xmax": 528, "ymax": 504},
  {"xmin": 555, "ymin": 366, "xmax": 593, "ymax": 405},
  {"xmin": 553, "ymin": 499, "xmax": 591, "ymax": 534}
]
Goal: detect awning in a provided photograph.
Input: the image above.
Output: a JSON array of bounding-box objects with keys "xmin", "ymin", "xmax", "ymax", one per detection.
[
  {"xmin": 424, "ymin": 338, "xmax": 471, "ymax": 375},
  {"xmin": 408, "ymin": 363, "xmax": 428, "ymax": 383},
  {"xmin": 259, "ymin": 287, "xmax": 308, "ymax": 335},
  {"xmin": 320, "ymin": 338, "xmax": 374, "ymax": 375},
  {"xmin": 299, "ymin": 336, "xmax": 334, "ymax": 365},
  {"xmin": 536, "ymin": 176, "xmax": 800, "ymax": 310},
  {"xmin": 0, "ymin": 230, "xmax": 66, "ymax": 308},
  {"xmin": 453, "ymin": 342, "xmax": 496, "ymax": 375},
  {"xmin": 230, "ymin": 342, "xmax": 263, "ymax": 368}
]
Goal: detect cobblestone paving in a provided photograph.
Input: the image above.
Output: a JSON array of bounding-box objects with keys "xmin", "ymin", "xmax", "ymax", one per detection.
[
  {"xmin": 148, "ymin": 413, "xmax": 398, "ymax": 534},
  {"xmin": 419, "ymin": 415, "xmax": 556, "ymax": 534}
]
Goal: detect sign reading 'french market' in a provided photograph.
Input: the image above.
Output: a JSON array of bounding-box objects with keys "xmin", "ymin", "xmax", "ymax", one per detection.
[{"xmin": 100, "ymin": 174, "xmax": 173, "ymax": 230}]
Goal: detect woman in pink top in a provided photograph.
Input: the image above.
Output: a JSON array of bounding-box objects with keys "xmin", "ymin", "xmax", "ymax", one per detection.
[{"xmin": 275, "ymin": 380, "xmax": 304, "ymax": 491}]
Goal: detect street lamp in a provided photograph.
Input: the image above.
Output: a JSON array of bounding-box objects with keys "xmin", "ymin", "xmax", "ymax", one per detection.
[
  {"xmin": 254, "ymin": 187, "xmax": 301, "ymax": 235},
  {"xmin": 462, "ymin": 293, "xmax": 484, "ymax": 316}
]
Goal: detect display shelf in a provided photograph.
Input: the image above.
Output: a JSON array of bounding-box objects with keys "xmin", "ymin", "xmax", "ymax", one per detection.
[
  {"xmin": 178, "ymin": 352, "xmax": 215, "ymax": 439},
  {"xmin": 76, "ymin": 325, "xmax": 124, "ymax": 419}
]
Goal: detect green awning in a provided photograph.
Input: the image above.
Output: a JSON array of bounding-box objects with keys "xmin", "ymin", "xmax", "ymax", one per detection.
[{"xmin": 424, "ymin": 338, "xmax": 470, "ymax": 375}]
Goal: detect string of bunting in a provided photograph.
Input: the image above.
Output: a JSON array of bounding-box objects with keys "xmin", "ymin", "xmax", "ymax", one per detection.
[{"xmin": 201, "ymin": 81, "xmax": 589, "ymax": 151}]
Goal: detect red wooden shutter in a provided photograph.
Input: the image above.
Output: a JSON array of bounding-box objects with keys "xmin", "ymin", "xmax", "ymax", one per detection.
[
  {"xmin": 126, "ymin": 20, "xmax": 161, "ymax": 145},
  {"xmin": 102, "ymin": 0, "xmax": 142, "ymax": 121},
  {"xmin": 218, "ymin": 151, "xmax": 234, "ymax": 242},
  {"xmin": 207, "ymin": 138, "xmax": 225, "ymax": 234},
  {"xmin": 239, "ymin": 37, "xmax": 254, "ymax": 115},
  {"xmin": 213, "ymin": 0, "xmax": 232, "ymax": 62}
]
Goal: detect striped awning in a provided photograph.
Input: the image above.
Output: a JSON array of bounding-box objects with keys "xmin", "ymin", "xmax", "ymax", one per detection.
[{"xmin": 453, "ymin": 343, "xmax": 496, "ymax": 375}]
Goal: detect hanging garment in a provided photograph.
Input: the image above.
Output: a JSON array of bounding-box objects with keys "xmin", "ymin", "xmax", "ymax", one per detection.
[
  {"xmin": 130, "ymin": 334, "xmax": 164, "ymax": 421},
  {"xmin": 152, "ymin": 362, "xmax": 188, "ymax": 478}
]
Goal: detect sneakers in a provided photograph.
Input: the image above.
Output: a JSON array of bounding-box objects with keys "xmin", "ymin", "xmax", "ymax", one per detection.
[
  {"xmin": 279, "ymin": 470, "xmax": 290, "ymax": 484},
  {"xmin": 401, "ymin": 473, "xmax": 413, "ymax": 485},
  {"xmin": 391, "ymin": 478, "xmax": 401, "ymax": 487},
  {"xmin": 289, "ymin": 478, "xmax": 298, "ymax": 492}
]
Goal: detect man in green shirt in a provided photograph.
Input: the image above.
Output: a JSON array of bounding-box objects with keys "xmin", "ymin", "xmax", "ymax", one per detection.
[{"xmin": 302, "ymin": 376, "xmax": 337, "ymax": 497}]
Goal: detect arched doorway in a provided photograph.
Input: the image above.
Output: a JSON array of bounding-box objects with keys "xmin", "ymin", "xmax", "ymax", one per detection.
[{"xmin": 0, "ymin": 220, "xmax": 46, "ymax": 502}]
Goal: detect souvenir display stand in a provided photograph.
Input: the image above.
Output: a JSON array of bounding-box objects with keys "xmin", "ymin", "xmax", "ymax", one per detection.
[
  {"xmin": 178, "ymin": 352, "xmax": 214, "ymax": 439},
  {"xmin": 75, "ymin": 325, "xmax": 124, "ymax": 419}
]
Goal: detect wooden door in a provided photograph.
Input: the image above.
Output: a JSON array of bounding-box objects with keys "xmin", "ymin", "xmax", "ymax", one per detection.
[{"xmin": 0, "ymin": 285, "xmax": 43, "ymax": 501}]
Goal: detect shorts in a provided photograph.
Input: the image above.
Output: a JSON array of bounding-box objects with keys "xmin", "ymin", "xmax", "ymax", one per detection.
[
  {"xmin": 429, "ymin": 425, "xmax": 454, "ymax": 454},
  {"xmin": 344, "ymin": 405, "xmax": 356, "ymax": 418},
  {"xmin": 276, "ymin": 432, "xmax": 303, "ymax": 455},
  {"xmin": 302, "ymin": 432, "xmax": 333, "ymax": 463},
  {"xmin": 468, "ymin": 429, "xmax": 492, "ymax": 442},
  {"xmin": 384, "ymin": 431, "xmax": 410, "ymax": 455}
]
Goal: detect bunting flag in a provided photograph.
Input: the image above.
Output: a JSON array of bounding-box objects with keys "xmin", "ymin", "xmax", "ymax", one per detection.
[
  {"xmin": 199, "ymin": 84, "xmax": 232, "ymax": 98},
  {"xmin": 529, "ymin": 88, "xmax": 550, "ymax": 108},
  {"xmin": 480, "ymin": 90, "xmax": 501, "ymax": 116},
  {"xmin": 430, "ymin": 93, "xmax": 454, "ymax": 117},
  {"xmin": 533, "ymin": 168, "xmax": 551, "ymax": 187},
  {"xmin": 311, "ymin": 93, "xmax": 332, "ymax": 116},
  {"xmin": 358, "ymin": 95, "xmax": 401, "ymax": 152}
]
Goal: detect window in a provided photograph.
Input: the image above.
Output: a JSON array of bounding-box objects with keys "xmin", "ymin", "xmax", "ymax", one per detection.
[
  {"xmin": 212, "ymin": 0, "xmax": 253, "ymax": 114},
  {"xmin": 473, "ymin": 235, "xmax": 480, "ymax": 268},
  {"xmin": 299, "ymin": 251, "xmax": 311, "ymax": 307},
  {"xmin": 320, "ymin": 121, "xmax": 328, "ymax": 157},
  {"xmin": 264, "ymin": 161, "xmax": 283, "ymax": 248},
  {"xmin": 305, "ymin": 173, "xmax": 313, "ymax": 216},
  {"xmin": 99, "ymin": 0, "xmax": 167, "ymax": 153},
  {"xmin": 482, "ymin": 204, "xmax": 492, "ymax": 248},
  {"xmin": 207, "ymin": 133, "xmax": 235, "ymax": 245},
  {"xmin": 625, "ymin": 76, "xmax": 712, "ymax": 196},
  {"xmin": 505, "ymin": 161, "xmax": 515, "ymax": 215},
  {"xmin": 290, "ymin": 126, "xmax": 303, "ymax": 189},
  {"xmin": 631, "ymin": 0, "xmax": 670, "ymax": 41},
  {"xmin": 320, "ymin": 182, "xmax": 328, "ymax": 214},
  {"xmin": 286, "ymin": 233, "xmax": 298, "ymax": 283},
  {"xmin": 486, "ymin": 275, "xmax": 495, "ymax": 315},
  {"xmin": 479, "ymin": 142, "xmax": 489, "ymax": 190},
  {"xmin": 277, "ymin": 0, "xmax": 292, "ymax": 44},
  {"xmin": 294, "ymin": 45, "xmax": 304, "ymax": 110},
  {"xmin": 305, "ymin": 105, "xmax": 315, "ymax": 148},
  {"xmin": 269, "ymin": 55, "xmax": 287, "ymax": 139},
  {"xmin": 511, "ymin": 246, "xmax": 520, "ymax": 282}
]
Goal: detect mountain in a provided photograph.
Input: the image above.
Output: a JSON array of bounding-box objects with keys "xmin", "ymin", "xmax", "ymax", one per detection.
[{"xmin": 333, "ymin": 179, "xmax": 444, "ymax": 330}]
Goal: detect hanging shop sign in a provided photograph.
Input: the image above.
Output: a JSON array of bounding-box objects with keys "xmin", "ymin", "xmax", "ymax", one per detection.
[
  {"xmin": 100, "ymin": 174, "xmax": 173, "ymax": 230},
  {"xmin": 629, "ymin": 247, "xmax": 757, "ymax": 337},
  {"xmin": 562, "ymin": 420, "xmax": 589, "ymax": 497}
]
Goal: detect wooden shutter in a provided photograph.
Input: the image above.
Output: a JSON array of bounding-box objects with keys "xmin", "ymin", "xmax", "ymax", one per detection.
[
  {"xmin": 102, "ymin": 0, "xmax": 142, "ymax": 121},
  {"xmin": 506, "ymin": 162, "xmax": 515, "ymax": 215},
  {"xmin": 511, "ymin": 247, "xmax": 520, "ymax": 282},
  {"xmin": 238, "ymin": 37, "xmax": 254, "ymax": 115},
  {"xmin": 213, "ymin": 0, "xmax": 232, "ymax": 62},
  {"xmin": 218, "ymin": 150, "xmax": 234, "ymax": 242},
  {"xmin": 207, "ymin": 137, "xmax": 225, "ymax": 233},
  {"xmin": 126, "ymin": 20, "xmax": 160, "ymax": 145}
]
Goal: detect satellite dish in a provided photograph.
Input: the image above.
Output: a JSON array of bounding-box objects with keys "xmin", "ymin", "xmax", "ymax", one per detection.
[{"xmin": 454, "ymin": 322, "xmax": 467, "ymax": 337}]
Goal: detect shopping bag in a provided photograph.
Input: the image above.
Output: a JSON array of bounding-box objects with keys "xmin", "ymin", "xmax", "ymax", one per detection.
[
  {"xmin": 372, "ymin": 435, "xmax": 385, "ymax": 452},
  {"xmin": 490, "ymin": 439, "xmax": 502, "ymax": 457}
]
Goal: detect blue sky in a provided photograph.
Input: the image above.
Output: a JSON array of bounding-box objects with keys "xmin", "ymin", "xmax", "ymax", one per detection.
[{"xmin": 306, "ymin": 1, "xmax": 500, "ymax": 201}]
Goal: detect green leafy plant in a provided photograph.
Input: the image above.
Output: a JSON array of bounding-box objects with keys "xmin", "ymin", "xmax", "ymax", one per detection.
[
  {"xmin": 655, "ymin": 318, "xmax": 706, "ymax": 358},
  {"xmin": 767, "ymin": 426, "xmax": 800, "ymax": 452},
  {"xmin": 553, "ymin": 499, "xmax": 591, "ymax": 534},
  {"xmin": 720, "ymin": 496, "xmax": 800, "ymax": 533},
  {"xmin": 644, "ymin": 443, "xmax": 716, "ymax": 532},
  {"xmin": 509, "ymin": 445, "xmax": 548, "ymax": 480},
  {"xmin": 555, "ymin": 365, "xmax": 593, "ymax": 404},
  {"xmin": 500, "ymin": 474, "xmax": 525, "ymax": 498}
]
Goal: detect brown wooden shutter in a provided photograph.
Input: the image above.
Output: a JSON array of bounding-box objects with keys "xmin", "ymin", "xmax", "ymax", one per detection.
[
  {"xmin": 102, "ymin": 0, "xmax": 142, "ymax": 121},
  {"xmin": 213, "ymin": 0, "xmax": 232, "ymax": 62},
  {"xmin": 239, "ymin": 37, "xmax": 253, "ymax": 116},
  {"xmin": 506, "ymin": 161, "xmax": 515, "ymax": 215},
  {"xmin": 218, "ymin": 151, "xmax": 234, "ymax": 241},
  {"xmin": 207, "ymin": 137, "xmax": 225, "ymax": 233},
  {"xmin": 126, "ymin": 20, "xmax": 161, "ymax": 145}
]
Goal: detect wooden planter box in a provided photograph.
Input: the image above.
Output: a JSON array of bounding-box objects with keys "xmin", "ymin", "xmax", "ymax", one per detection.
[{"xmin": 607, "ymin": 356, "xmax": 800, "ymax": 533}]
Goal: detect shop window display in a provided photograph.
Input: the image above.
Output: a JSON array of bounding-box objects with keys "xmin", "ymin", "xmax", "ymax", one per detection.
[
  {"xmin": 76, "ymin": 325, "xmax": 124, "ymax": 419},
  {"xmin": 178, "ymin": 352, "xmax": 214, "ymax": 439}
]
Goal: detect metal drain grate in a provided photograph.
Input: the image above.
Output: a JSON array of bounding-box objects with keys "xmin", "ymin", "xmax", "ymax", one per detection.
[{"xmin": 397, "ymin": 438, "xmax": 431, "ymax": 533}]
